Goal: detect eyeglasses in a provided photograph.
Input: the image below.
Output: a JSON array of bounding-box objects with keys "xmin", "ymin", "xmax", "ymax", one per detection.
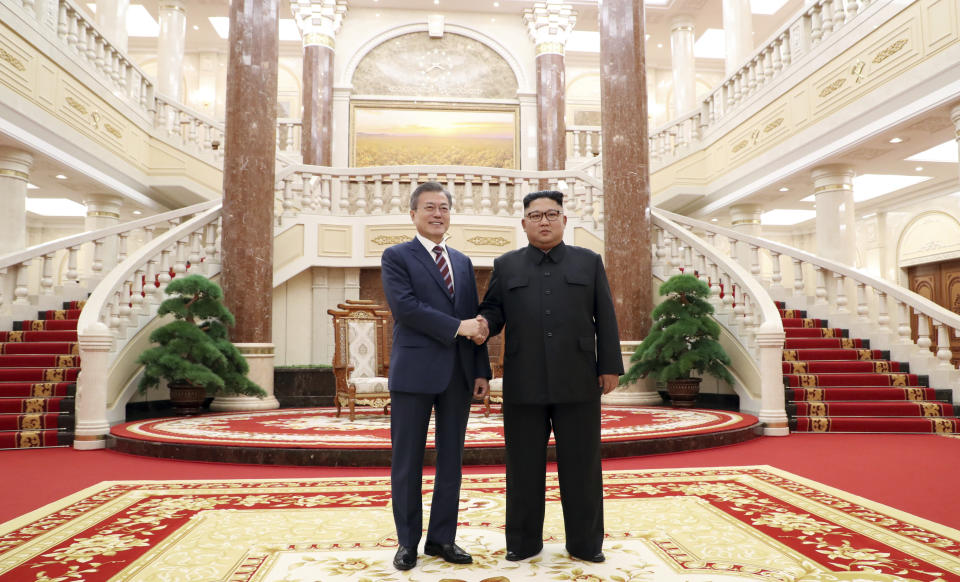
[
  {"xmin": 419, "ymin": 204, "xmax": 450, "ymax": 214},
  {"xmin": 525, "ymin": 210, "xmax": 563, "ymax": 222}
]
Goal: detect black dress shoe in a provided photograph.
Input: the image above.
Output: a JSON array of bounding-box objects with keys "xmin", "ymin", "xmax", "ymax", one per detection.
[
  {"xmin": 393, "ymin": 545, "xmax": 417, "ymax": 570},
  {"xmin": 569, "ymin": 550, "xmax": 605, "ymax": 563},
  {"xmin": 423, "ymin": 541, "xmax": 473, "ymax": 564},
  {"xmin": 505, "ymin": 545, "xmax": 542, "ymax": 561}
]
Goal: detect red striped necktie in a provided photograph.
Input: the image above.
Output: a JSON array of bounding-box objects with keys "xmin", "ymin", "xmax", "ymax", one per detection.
[{"xmin": 432, "ymin": 245, "xmax": 454, "ymax": 296}]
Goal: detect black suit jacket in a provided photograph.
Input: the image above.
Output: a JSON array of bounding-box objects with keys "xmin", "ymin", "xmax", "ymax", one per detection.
[{"xmin": 479, "ymin": 242, "xmax": 623, "ymax": 404}]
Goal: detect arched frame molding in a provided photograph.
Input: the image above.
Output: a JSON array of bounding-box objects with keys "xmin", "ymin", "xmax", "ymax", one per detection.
[
  {"xmin": 340, "ymin": 23, "xmax": 530, "ymax": 94},
  {"xmin": 895, "ymin": 210, "xmax": 960, "ymax": 285}
]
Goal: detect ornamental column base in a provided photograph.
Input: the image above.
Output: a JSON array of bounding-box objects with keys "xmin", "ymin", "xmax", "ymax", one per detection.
[
  {"xmin": 601, "ymin": 340, "xmax": 663, "ymax": 406},
  {"xmin": 210, "ymin": 343, "xmax": 280, "ymax": 411}
]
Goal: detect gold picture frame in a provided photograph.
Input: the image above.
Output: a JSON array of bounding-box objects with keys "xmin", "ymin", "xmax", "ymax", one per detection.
[{"xmin": 350, "ymin": 102, "xmax": 519, "ymax": 168}]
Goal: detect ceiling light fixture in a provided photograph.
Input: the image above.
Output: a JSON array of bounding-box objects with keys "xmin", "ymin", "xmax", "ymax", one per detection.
[
  {"xmin": 915, "ymin": 166, "xmax": 923, "ymax": 171},
  {"xmin": 778, "ymin": 186, "xmax": 789, "ymax": 192},
  {"xmin": 192, "ymin": 24, "xmax": 199, "ymax": 30},
  {"xmin": 132, "ymin": 210, "xmax": 142, "ymax": 215},
  {"xmin": 55, "ymin": 174, "xmax": 67, "ymax": 180},
  {"xmin": 888, "ymin": 137, "xmax": 903, "ymax": 143}
]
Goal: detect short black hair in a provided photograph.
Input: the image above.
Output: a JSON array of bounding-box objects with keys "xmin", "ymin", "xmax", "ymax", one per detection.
[
  {"xmin": 523, "ymin": 190, "xmax": 563, "ymax": 209},
  {"xmin": 410, "ymin": 181, "xmax": 453, "ymax": 210}
]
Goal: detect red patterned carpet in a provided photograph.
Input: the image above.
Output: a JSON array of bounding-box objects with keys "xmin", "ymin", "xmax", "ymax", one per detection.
[
  {"xmin": 1, "ymin": 466, "xmax": 958, "ymax": 581},
  {"xmin": 111, "ymin": 405, "xmax": 758, "ymax": 448}
]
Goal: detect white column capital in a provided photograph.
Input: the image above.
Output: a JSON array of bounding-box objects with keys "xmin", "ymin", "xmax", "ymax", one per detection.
[
  {"xmin": 523, "ymin": 1, "xmax": 576, "ymax": 55},
  {"xmin": 671, "ymin": 14, "xmax": 696, "ymax": 31},
  {"xmin": 84, "ymin": 193, "xmax": 124, "ymax": 218},
  {"xmin": 0, "ymin": 147, "xmax": 34, "ymax": 181},
  {"xmin": 729, "ymin": 204, "xmax": 763, "ymax": 228},
  {"xmin": 811, "ymin": 164, "xmax": 855, "ymax": 193},
  {"xmin": 291, "ymin": 0, "xmax": 347, "ymax": 49}
]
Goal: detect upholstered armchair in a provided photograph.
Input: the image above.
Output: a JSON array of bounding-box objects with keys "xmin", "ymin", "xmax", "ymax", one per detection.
[{"xmin": 327, "ymin": 300, "xmax": 391, "ymax": 421}]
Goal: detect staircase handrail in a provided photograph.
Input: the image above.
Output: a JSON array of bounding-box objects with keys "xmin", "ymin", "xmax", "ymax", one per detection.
[
  {"xmin": 659, "ymin": 208, "xmax": 960, "ymax": 369},
  {"xmin": 74, "ymin": 202, "xmax": 223, "ymax": 447},
  {"xmin": 648, "ymin": 0, "xmax": 895, "ymax": 169},
  {"xmin": 0, "ymin": 201, "xmax": 219, "ymax": 272},
  {"xmin": 76, "ymin": 202, "xmax": 224, "ymax": 337},
  {"xmin": 651, "ymin": 209, "xmax": 787, "ymax": 434}
]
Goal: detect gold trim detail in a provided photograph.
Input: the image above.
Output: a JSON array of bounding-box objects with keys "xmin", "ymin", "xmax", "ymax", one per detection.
[
  {"xmin": 732, "ymin": 139, "xmax": 749, "ymax": 153},
  {"xmin": 0, "ymin": 168, "xmax": 29, "ymax": 181},
  {"xmin": 763, "ymin": 118, "xmax": 784, "ymax": 133},
  {"xmin": 303, "ymin": 32, "xmax": 335, "ymax": 49},
  {"xmin": 466, "ymin": 236, "xmax": 511, "ymax": 247},
  {"xmin": 87, "ymin": 211, "xmax": 120, "ymax": 219},
  {"xmin": 671, "ymin": 25, "xmax": 694, "ymax": 32},
  {"xmin": 73, "ymin": 434, "xmax": 107, "ymax": 441},
  {"xmin": 851, "ymin": 60, "xmax": 866, "ymax": 83},
  {"xmin": 104, "ymin": 123, "xmax": 123, "ymax": 139},
  {"xmin": 731, "ymin": 219, "xmax": 761, "ymax": 226},
  {"xmin": 372, "ymin": 235, "xmax": 410, "ymax": 246},
  {"xmin": 536, "ymin": 42, "xmax": 565, "ymax": 56},
  {"xmin": 236, "ymin": 346, "xmax": 275, "ymax": 355},
  {"xmin": 873, "ymin": 39, "xmax": 908, "ymax": 64},
  {"xmin": 65, "ymin": 96, "xmax": 88, "ymax": 115},
  {"xmin": 0, "ymin": 46, "xmax": 26, "ymax": 71},
  {"xmin": 818, "ymin": 78, "xmax": 846, "ymax": 99},
  {"xmin": 813, "ymin": 183, "xmax": 853, "ymax": 193}
]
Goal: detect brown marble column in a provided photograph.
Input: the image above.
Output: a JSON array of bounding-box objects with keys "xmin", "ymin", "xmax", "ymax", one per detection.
[
  {"xmin": 600, "ymin": 0, "xmax": 651, "ymax": 341},
  {"xmin": 302, "ymin": 43, "xmax": 334, "ymax": 166},
  {"xmin": 219, "ymin": 0, "xmax": 280, "ymax": 410},
  {"xmin": 537, "ymin": 52, "xmax": 566, "ymax": 171}
]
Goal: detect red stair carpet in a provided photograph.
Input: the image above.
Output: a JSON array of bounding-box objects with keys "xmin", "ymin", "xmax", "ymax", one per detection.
[
  {"xmin": 779, "ymin": 301, "xmax": 959, "ymax": 433},
  {"xmin": 0, "ymin": 301, "xmax": 83, "ymax": 449}
]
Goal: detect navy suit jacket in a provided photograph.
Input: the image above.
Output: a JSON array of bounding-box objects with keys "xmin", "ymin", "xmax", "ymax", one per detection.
[{"xmin": 381, "ymin": 239, "xmax": 491, "ymax": 394}]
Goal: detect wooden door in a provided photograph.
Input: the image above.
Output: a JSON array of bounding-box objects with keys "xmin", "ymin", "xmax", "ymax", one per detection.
[{"xmin": 907, "ymin": 259, "xmax": 960, "ymax": 367}]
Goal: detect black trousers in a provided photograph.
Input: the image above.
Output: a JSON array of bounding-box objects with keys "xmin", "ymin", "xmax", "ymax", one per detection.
[
  {"xmin": 502, "ymin": 399, "xmax": 604, "ymax": 556},
  {"xmin": 390, "ymin": 359, "xmax": 472, "ymax": 548}
]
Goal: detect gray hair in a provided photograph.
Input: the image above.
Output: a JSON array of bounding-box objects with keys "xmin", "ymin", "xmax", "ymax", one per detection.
[{"xmin": 410, "ymin": 181, "xmax": 453, "ymax": 210}]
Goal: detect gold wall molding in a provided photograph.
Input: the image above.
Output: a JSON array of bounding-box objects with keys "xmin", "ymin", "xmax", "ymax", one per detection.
[
  {"xmin": 851, "ymin": 60, "xmax": 866, "ymax": 82},
  {"xmin": 536, "ymin": 42, "xmax": 565, "ymax": 55},
  {"xmin": 65, "ymin": 96, "xmax": 88, "ymax": 115},
  {"xmin": 0, "ymin": 46, "xmax": 25, "ymax": 71},
  {"xmin": 372, "ymin": 234, "xmax": 410, "ymax": 246},
  {"xmin": 763, "ymin": 118, "xmax": 784, "ymax": 133},
  {"xmin": 873, "ymin": 38, "xmax": 909, "ymax": 64},
  {"xmin": 87, "ymin": 211, "xmax": 120, "ymax": 219},
  {"xmin": 104, "ymin": 123, "xmax": 123, "ymax": 139},
  {"xmin": 732, "ymin": 139, "xmax": 749, "ymax": 153},
  {"xmin": 813, "ymin": 183, "xmax": 853, "ymax": 193},
  {"xmin": 303, "ymin": 32, "xmax": 335, "ymax": 49},
  {"xmin": 466, "ymin": 236, "xmax": 510, "ymax": 247},
  {"xmin": 818, "ymin": 78, "xmax": 846, "ymax": 99}
]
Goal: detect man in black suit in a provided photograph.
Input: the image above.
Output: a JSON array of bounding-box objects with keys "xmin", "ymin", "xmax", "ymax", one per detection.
[
  {"xmin": 380, "ymin": 181, "xmax": 491, "ymax": 571},
  {"xmin": 478, "ymin": 190, "xmax": 623, "ymax": 563}
]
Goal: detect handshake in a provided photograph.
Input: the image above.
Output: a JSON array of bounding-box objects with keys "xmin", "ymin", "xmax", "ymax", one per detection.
[{"xmin": 457, "ymin": 315, "xmax": 490, "ymax": 345}]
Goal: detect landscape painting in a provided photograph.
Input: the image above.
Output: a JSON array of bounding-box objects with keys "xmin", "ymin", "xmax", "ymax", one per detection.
[{"xmin": 352, "ymin": 107, "xmax": 516, "ymax": 168}]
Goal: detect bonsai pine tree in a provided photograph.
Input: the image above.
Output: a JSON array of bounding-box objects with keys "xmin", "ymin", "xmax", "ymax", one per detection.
[
  {"xmin": 137, "ymin": 274, "xmax": 265, "ymax": 397},
  {"xmin": 621, "ymin": 273, "xmax": 734, "ymax": 385}
]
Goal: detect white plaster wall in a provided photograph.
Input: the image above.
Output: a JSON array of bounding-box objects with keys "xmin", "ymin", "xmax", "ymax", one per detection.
[{"xmin": 273, "ymin": 266, "xmax": 357, "ymax": 365}]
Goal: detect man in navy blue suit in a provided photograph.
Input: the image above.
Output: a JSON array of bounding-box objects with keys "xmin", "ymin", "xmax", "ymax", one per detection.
[{"xmin": 380, "ymin": 181, "xmax": 491, "ymax": 571}]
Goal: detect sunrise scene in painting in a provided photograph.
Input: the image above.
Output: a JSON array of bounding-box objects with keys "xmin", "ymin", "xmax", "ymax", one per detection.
[{"xmin": 353, "ymin": 108, "xmax": 515, "ymax": 168}]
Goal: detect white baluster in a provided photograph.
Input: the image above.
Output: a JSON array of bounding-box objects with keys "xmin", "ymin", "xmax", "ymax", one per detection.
[
  {"xmin": 355, "ymin": 176, "xmax": 368, "ymax": 215},
  {"xmin": 742, "ymin": 294, "xmax": 757, "ymax": 349},
  {"xmin": 833, "ymin": 273, "xmax": 849, "ymax": 314},
  {"xmin": 66, "ymin": 247, "xmax": 79, "ymax": 282},
  {"xmin": 810, "ymin": 6, "xmax": 824, "ymax": 44},
  {"xmin": 372, "ymin": 175, "xmax": 384, "ymax": 215},
  {"xmin": 480, "ymin": 175, "xmax": 493, "ymax": 215},
  {"xmin": 721, "ymin": 275, "xmax": 735, "ymax": 315},
  {"xmin": 770, "ymin": 252, "xmax": 782, "ymax": 288},
  {"xmin": 118, "ymin": 233, "xmax": 129, "ymax": 263},
  {"xmin": 708, "ymin": 261, "xmax": 722, "ymax": 306},
  {"xmin": 749, "ymin": 245, "xmax": 761, "ymax": 279},
  {"xmin": 157, "ymin": 247, "xmax": 173, "ymax": 296},
  {"xmin": 144, "ymin": 258, "xmax": 159, "ymax": 307},
  {"xmin": 462, "ymin": 175, "xmax": 475, "ymax": 215},
  {"xmin": 856, "ymin": 282, "xmax": 869, "ymax": 321},
  {"xmin": 875, "ymin": 291, "xmax": 891, "ymax": 335},
  {"xmin": 39, "ymin": 254, "xmax": 55, "ymax": 295},
  {"xmin": 131, "ymin": 268, "xmax": 146, "ymax": 317},
  {"xmin": 108, "ymin": 289, "xmax": 122, "ymax": 337},
  {"xmin": 388, "ymin": 174, "xmax": 402, "ymax": 214},
  {"xmin": 792, "ymin": 258, "xmax": 805, "ymax": 296},
  {"xmin": 916, "ymin": 312, "xmax": 931, "ymax": 351},
  {"xmin": 897, "ymin": 302, "xmax": 912, "ymax": 345},
  {"xmin": 932, "ymin": 322, "xmax": 954, "ymax": 369},
  {"xmin": 173, "ymin": 238, "xmax": 188, "ymax": 276},
  {"xmin": 321, "ymin": 175, "xmax": 332, "ymax": 215},
  {"xmin": 189, "ymin": 231, "xmax": 203, "ymax": 272},
  {"xmin": 814, "ymin": 266, "xmax": 828, "ymax": 305},
  {"xmin": 337, "ymin": 176, "xmax": 349, "ymax": 215},
  {"xmin": 91, "ymin": 239, "xmax": 105, "ymax": 276},
  {"xmin": 117, "ymin": 282, "xmax": 132, "ymax": 337},
  {"xmin": 13, "ymin": 262, "xmax": 30, "ymax": 305},
  {"xmin": 497, "ymin": 180, "xmax": 509, "ymax": 216},
  {"xmin": 583, "ymin": 186, "xmax": 596, "ymax": 229}
]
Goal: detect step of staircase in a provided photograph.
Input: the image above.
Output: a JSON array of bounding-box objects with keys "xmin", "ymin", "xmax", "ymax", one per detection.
[
  {"xmin": 0, "ymin": 300, "xmax": 84, "ymax": 449},
  {"xmin": 777, "ymin": 301, "xmax": 958, "ymax": 435}
]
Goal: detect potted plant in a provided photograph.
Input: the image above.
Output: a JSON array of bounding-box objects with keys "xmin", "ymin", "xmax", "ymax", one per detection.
[
  {"xmin": 137, "ymin": 274, "xmax": 265, "ymax": 414},
  {"xmin": 621, "ymin": 273, "xmax": 734, "ymax": 407}
]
